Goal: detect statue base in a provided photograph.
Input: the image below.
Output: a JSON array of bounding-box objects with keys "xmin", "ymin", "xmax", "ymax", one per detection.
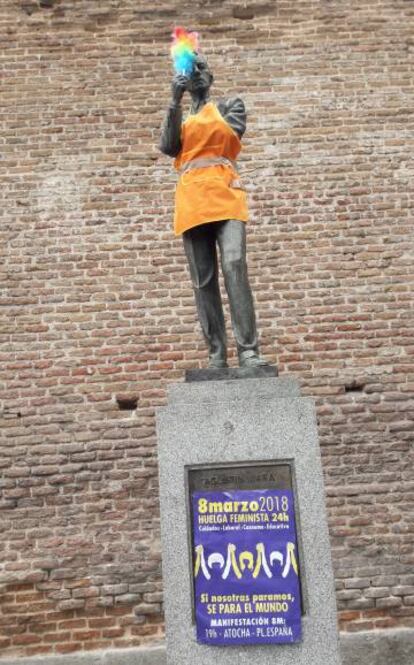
[
  {"xmin": 156, "ymin": 375, "xmax": 342, "ymax": 665},
  {"xmin": 185, "ymin": 365, "xmax": 277, "ymax": 382}
]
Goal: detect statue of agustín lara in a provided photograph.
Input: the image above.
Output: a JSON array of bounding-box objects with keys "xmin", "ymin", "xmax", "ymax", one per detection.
[{"xmin": 160, "ymin": 54, "xmax": 268, "ymax": 369}]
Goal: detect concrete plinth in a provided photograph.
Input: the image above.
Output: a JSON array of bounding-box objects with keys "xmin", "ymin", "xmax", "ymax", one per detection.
[{"xmin": 156, "ymin": 375, "xmax": 342, "ymax": 665}]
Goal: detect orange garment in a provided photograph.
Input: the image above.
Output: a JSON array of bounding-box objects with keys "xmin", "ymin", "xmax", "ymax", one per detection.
[{"xmin": 173, "ymin": 102, "xmax": 248, "ymax": 236}]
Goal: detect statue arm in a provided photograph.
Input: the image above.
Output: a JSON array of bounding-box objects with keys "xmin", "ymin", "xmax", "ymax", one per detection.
[
  {"xmin": 217, "ymin": 97, "xmax": 247, "ymax": 138},
  {"xmin": 159, "ymin": 74, "xmax": 188, "ymax": 157},
  {"xmin": 159, "ymin": 103, "xmax": 183, "ymax": 157}
]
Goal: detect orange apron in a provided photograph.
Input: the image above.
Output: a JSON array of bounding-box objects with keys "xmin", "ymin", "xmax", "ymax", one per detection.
[{"xmin": 173, "ymin": 102, "xmax": 249, "ymax": 236}]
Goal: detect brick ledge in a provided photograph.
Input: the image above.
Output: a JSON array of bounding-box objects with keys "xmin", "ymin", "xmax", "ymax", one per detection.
[{"xmin": 0, "ymin": 630, "xmax": 413, "ymax": 665}]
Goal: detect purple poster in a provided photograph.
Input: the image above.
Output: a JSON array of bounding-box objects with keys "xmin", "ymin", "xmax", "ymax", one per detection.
[{"xmin": 192, "ymin": 489, "xmax": 301, "ymax": 646}]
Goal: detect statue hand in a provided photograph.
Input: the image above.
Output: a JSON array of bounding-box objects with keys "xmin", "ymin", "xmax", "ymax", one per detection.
[{"xmin": 171, "ymin": 74, "xmax": 188, "ymax": 105}]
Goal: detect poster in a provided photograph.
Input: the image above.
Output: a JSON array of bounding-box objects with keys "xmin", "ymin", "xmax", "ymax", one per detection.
[{"xmin": 192, "ymin": 489, "xmax": 302, "ymax": 646}]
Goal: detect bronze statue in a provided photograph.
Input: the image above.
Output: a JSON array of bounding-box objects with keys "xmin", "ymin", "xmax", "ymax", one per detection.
[{"xmin": 160, "ymin": 55, "xmax": 268, "ymax": 369}]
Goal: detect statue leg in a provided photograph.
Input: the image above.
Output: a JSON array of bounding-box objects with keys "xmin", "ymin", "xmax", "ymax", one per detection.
[
  {"xmin": 183, "ymin": 223, "xmax": 228, "ymax": 368},
  {"xmin": 217, "ymin": 220, "xmax": 267, "ymax": 367}
]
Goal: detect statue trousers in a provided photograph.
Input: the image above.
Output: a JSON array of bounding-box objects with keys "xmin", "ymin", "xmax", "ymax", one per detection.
[{"xmin": 182, "ymin": 219, "xmax": 259, "ymax": 364}]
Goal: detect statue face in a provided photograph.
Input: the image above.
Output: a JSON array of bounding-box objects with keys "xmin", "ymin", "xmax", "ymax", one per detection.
[{"xmin": 187, "ymin": 55, "xmax": 213, "ymax": 94}]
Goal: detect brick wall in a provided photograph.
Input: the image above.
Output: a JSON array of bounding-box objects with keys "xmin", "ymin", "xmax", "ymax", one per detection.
[{"xmin": 1, "ymin": 0, "xmax": 413, "ymax": 657}]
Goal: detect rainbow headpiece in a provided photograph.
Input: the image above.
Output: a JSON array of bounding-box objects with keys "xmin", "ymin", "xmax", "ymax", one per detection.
[{"xmin": 171, "ymin": 27, "xmax": 199, "ymax": 76}]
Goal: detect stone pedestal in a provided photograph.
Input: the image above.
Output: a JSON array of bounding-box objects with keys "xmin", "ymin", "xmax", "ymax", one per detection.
[{"xmin": 156, "ymin": 374, "xmax": 342, "ymax": 665}]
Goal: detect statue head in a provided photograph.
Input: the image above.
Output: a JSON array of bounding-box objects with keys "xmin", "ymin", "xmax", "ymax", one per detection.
[{"xmin": 187, "ymin": 54, "xmax": 213, "ymax": 96}]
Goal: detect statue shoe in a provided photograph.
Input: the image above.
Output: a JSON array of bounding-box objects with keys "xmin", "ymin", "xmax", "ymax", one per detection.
[{"xmin": 239, "ymin": 349, "xmax": 269, "ymax": 368}]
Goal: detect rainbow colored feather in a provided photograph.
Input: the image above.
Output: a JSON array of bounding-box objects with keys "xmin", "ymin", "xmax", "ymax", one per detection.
[{"xmin": 171, "ymin": 27, "xmax": 199, "ymax": 76}]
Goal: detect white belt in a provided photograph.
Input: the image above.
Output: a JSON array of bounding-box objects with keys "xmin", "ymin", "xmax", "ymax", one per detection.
[{"xmin": 179, "ymin": 157, "xmax": 237, "ymax": 175}]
